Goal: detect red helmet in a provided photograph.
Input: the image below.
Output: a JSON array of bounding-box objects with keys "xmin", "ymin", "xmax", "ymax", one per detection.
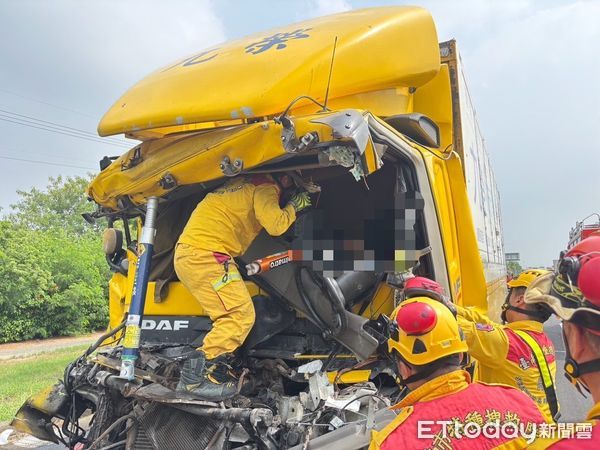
[
  {"xmin": 388, "ymin": 297, "xmax": 467, "ymax": 366},
  {"xmin": 557, "ymin": 235, "xmax": 600, "ymax": 306},
  {"xmin": 403, "ymin": 277, "xmax": 446, "ymax": 302},
  {"xmin": 525, "ymin": 235, "xmax": 600, "ymax": 334}
]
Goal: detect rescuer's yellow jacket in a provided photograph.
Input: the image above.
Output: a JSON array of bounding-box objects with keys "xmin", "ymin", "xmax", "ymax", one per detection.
[
  {"xmin": 177, "ymin": 175, "xmax": 296, "ymax": 256},
  {"xmin": 369, "ymin": 370, "xmax": 546, "ymax": 450},
  {"xmin": 456, "ymin": 306, "xmax": 557, "ymax": 423}
]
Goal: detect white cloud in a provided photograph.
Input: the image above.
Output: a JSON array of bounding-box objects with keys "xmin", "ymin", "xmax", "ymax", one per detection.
[
  {"xmin": 0, "ymin": 0, "xmax": 226, "ymax": 210},
  {"xmin": 0, "ymin": 0, "xmax": 226, "ymax": 113}
]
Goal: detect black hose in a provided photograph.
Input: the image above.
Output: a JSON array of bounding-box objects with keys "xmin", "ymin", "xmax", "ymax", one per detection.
[
  {"xmin": 296, "ymin": 266, "xmax": 330, "ymax": 333},
  {"xmin": 105, "ymin": 252, "xmax": 127, "ymax": 276},
  {"xmin": 84, "ymin": 320, "xmax": 126, "ymax": 357},
  {"xmin": 121, "ymin": 216, "xmax": 132, "ymax": 246},
  {"xmin": 325, "ymin": 289, "xmax": 380, "ymax": 366},
  {"xmin": 296, "ymin": 266, "xmax": 362, "ymax": 337},
  {"xmin": 321, "ymin": 273, "xmax": 385, "ymax": 368},
  {"xmin": 308, "ymin": 269, "xmax": 347, "ymax": 334},
  {"xmin": 64, "ymin": 321, "xmax": 126, "ymax": 390},
  {"xmin": 60, "ymin": 392, "xmax": 87, "ymax": 448},
  {"xmin": 61, "ymin": 321, "xmax": 127, "ymax": 447},
  {"xmin": 357, "ymin": 273, "xmax": 386, "ymax": 318},
  {"xmin": 88, "ymin": 414, "xmax": 134, "ymax": 450},
  {"xmin": 322, "ymin": 342, "xmax": 343, "ymax": 372}
]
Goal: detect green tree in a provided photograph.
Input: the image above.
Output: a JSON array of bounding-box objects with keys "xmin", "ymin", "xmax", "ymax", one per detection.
[
  {"xmin": 0, "ymin": 175, "xmax": 110, "ymax": 343},
  {"xmin": 8, "ymin": 175, "xmax": 99, "ymax": 235},
  {"xmin": 0, "ymin": 221, "xmax": 52, "ymax": 340},
  {"xmin": 507, "ymin": 261, "xmax": 523, "ymax": 276}
]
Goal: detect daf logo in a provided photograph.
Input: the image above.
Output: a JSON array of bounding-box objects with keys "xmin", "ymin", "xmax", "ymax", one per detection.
[{"xmin": 141, "ymin": 319, "xmax": 189, "ymax": 331}]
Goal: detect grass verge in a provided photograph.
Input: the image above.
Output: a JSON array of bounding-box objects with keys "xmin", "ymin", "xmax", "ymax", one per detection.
[{"xmin": 0, "ymin": 344, "xmax": 89, "ymax": 422}]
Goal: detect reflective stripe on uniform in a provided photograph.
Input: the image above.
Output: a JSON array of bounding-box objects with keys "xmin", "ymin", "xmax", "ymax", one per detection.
[
  {"xmin": 211, "ymin": 272, "xmax": 242, "ymax": 291},
  {"xmin": 514, "ymin": 329, "xmax": 559, "ymax": 420},
  {"xmin": 513, "ymin": 330, "xmax": 553, "ymax": 388}
]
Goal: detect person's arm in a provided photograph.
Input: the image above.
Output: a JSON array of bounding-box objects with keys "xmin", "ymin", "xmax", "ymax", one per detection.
[
  {"xmin": 456, "ymin": 305, "xmax": 495, "ymax": 325},
  {"xmin": 253, "ymin": 183, "xmax": 297, "ymax": 236},
  {"xmin": 456, "ymin": 314, "xmax": 509, "ymax": 368}
]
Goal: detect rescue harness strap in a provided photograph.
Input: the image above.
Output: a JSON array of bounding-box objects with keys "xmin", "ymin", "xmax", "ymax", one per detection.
[
  {"xmin": 513, "ymin": 329, "xmax": 560, "ymax": 421},
  {"xmin": 506, "ymin": 305, "xmax": 549, "ymax": 321}
]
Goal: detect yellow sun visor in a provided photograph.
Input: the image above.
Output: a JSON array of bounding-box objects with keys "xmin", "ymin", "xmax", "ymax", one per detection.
[{"xmin": 98, "ymin": 6, "xmax": 440, "ymax": 137}]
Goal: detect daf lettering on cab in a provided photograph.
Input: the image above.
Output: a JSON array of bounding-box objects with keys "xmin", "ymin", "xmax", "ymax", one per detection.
[{"xmin": 141, "ymin": 319, "xmax": 189, "ymax": 331}]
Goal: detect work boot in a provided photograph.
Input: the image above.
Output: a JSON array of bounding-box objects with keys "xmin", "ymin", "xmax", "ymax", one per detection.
[{"xmin": 176, "ymin": 350, "xmax": 238, "ymax": 401}]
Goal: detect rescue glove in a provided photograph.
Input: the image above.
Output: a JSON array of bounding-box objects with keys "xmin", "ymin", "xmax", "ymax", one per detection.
[{"xmin": 288, "ymin": 191, "xmax": 312, "ymax": 212}]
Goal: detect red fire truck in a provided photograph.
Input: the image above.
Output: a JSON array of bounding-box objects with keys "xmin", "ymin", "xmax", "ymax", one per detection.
[{"xmin": 568, "ymin": 214, "xmax": 600, "ymax": 249}]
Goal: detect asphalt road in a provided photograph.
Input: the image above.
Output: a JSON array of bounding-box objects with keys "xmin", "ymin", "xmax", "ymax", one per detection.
[{"xmin": 0, "ymin": 333, "xmax": 102, "ymax": 361}]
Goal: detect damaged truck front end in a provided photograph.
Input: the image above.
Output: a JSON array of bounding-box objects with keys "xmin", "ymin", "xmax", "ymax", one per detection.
[
  {"xmin": 12, "ymin": 6, "xmax": 502, "ymax": 449},
  {"xmin": 12, "ymin": 108, "xmax": 446, "ymax": 449}
]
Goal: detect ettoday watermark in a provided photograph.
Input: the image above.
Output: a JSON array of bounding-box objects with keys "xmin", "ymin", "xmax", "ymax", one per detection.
[{"xmin": 418, "ymin": 420, "xmax": 592, "ymax": 444}]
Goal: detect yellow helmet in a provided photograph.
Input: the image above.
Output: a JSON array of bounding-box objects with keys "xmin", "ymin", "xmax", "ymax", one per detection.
[
  {"xmin": 508, "ymin": 269, "xmax": 551, "ymax": 289},
  {"xmin": 387, "ymin": 297, "xmax": 468, "ymax": 366}
]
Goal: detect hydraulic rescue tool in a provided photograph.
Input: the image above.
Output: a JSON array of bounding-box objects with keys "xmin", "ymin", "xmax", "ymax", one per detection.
[
  {"xmin": 245, "ymin": 250, "xmax": 300, "ymax": 275},
  {"xmin": 119, "ymin": 196, "xmax": 159, "ymax": 380}
]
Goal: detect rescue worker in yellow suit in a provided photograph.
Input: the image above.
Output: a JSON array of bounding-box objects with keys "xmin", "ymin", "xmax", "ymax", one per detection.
[
  {"xmin": 456, "ymin": 269, "xmax": 559, "ymax": 423},
  {"xmin": 369, "ymin": 297, "xmax": 546, "ymax": 449},
  {"xmin": 174, "ymin": 173, "xmax": 311, "ymax": 401}
]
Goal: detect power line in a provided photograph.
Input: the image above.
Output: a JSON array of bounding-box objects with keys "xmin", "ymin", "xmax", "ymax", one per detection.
[
  {"xmin": 1, "ymin": 145, "xmax": 104, "ymax": 167},
  {"xmin": 0, "ymin": 88, "xmax": 98, "ymax": 119},
  {"xmin": 0, "ymin": 116, "xmax": 130, "ymax": 148},
  {"xmin": 0, "ymin": 155, "xmax": 96, "ymax": 170},
  {"xmin": 0, "ymin": 114, "xmax": 129, "ymax": 148},
  {"xmin": 0, "ymin": 110, "xmax": 130, "ymax": 147},
  {"xmin": 0, "ymin": 109, "xmax": 128, "ymax": 146}
]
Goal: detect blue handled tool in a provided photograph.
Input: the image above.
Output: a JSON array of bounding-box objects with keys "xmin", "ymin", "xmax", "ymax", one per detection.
[{"xmin": 119, "ymin": 197, "xmax": 159, "ymax": 380}]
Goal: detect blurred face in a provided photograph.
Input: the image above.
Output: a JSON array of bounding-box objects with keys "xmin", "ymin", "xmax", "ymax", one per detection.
[
  {"xmin": 563, "ymin": 321, "xmax": 589, "ymax": 362},
  {"xmin": 278, "ymin": 174, "xmax": 293, "ymax": 189},
  {"xmin": 505, "ymin": 288, "xmax": 526, "ymax": 322},
  {"xmin": 562, "ymin": 321, "xmax": 575, "ymax": 352},
  {"xmin": 398, "ymin": 360, "xmax": 413, "ymax": 381},
  {"xmin": 561, "ymin": 321, "xmax": 600, "ymax": 394},
  {"xmin": 509, "ymin": 288, "xmax": 524, "ymax": 306}
]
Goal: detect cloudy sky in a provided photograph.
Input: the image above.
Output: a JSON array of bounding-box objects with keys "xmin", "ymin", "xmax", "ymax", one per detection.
[{"xmin": 0, "ymin": 0, "xmax": 598, "ymax": 266}]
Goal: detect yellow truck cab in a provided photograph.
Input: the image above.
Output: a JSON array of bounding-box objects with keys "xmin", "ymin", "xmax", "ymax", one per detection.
[{"xmin": 13, "ymin": 7, "xmax": 506, "ymax": 449}]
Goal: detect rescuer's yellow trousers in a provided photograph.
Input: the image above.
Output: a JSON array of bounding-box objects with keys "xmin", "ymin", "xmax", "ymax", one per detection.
[{"xmin": 174, "ymin": 243, "xmax": 255, "ymax": 359}]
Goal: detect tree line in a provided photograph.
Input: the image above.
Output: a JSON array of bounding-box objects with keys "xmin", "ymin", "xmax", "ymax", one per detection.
[{"xmin": 0, "ymin": 176, "xmax": 110, "ymax": 343}]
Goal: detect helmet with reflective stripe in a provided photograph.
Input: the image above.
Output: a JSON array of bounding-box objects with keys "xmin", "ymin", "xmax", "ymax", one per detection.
[
  {"xmin": 503, "ymin": 268, "xmax": 552, "ymax": 323},
  {"xmin": 507, "ymin": 269, "xmax": 551, "ymax": 289},
  {"xmin": 387, "ymin": 297, "xmax": 468, "ymax": 366}
]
